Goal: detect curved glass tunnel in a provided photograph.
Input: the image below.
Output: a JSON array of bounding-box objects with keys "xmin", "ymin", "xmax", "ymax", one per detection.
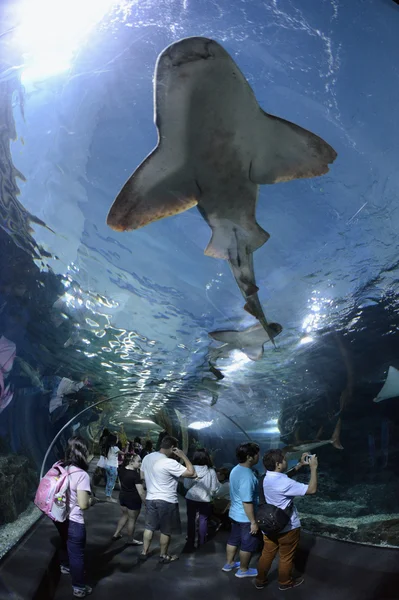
[{"xmin": 1, "ymin": 0, "xmax": 399, "ymax": 592}]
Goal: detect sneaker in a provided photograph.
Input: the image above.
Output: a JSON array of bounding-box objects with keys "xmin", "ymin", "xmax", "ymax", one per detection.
[
  {"xmin": 279, "ymin": 577, "xmax": 304, "ymax": 591},
  {"xmin": 159, "ymin": 554, "xmax": 179, "ymax": 564},
  {"xmin": 254, "ymin": 580, "xmax": 267, "ymax": 590},
  {"xmin": 106, "ymin": 497, "xmax": 117, "ymax": 504},
  {"xmin": 60, "ymin": 565, "xmax": 70, "ymax": 574},
  {"xmin": 222, "ymin": 561, "xmax": 240, "ymax": 572},
  {"xmin": 235, "ymin": 568, "xmax": 258, "ymax": 578},
  {"xmin": 73, "ymin": 585, "xmax": 93, "ymax": 598}
]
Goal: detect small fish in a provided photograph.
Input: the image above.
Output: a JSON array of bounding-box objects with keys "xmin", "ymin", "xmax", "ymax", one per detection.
[
  {"xmin": 283, "ymin": 418, "xmax": 343, "ymax": 462},
  {"xmin": 209, "ymin": 322, "xmax": 282, "ymax": 361},
  {"xmin": 201, "ymin": 377, "xmax": 222, "ymax": 406},
  {"xmin": 15, "ymin": 357, "xmax": 44, "ymax": 389},
  {"xmin": 106, "ymin": 37, "xmax": 337, "ymax": 337},
  {"xmin": 374, "ymin": 366, "xmax": 399, "ymax": 403}
]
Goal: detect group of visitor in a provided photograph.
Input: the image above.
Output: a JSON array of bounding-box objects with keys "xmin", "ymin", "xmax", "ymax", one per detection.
[
  {"xmin": 48, "ymin": 434, "xmax": 318, "ymax": 598},
  {"xmin": 94, "ymin": 429, "xmax": 154, "ymax": 503}
]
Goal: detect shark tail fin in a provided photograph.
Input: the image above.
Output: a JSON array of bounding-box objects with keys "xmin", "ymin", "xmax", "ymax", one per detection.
[
  {"xmin": 107, "ymin": 146, "xmax": 199, "ymax": 231},
  {"xmin": 330, "ymin": 418, "xmax": 344, "ymax": 450},
  {"xmin": 204, "ymin": 220, "xmax": 269, "ymax": 259},
  {"xmin": 250, "ymin": 110, "xmax": 337, "ymax": 185}
]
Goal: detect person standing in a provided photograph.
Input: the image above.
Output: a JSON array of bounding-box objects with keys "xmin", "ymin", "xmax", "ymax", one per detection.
[
  {"xmin": 184, "ymin": 448, "xmax": 220, "ymax": 548},
  {"xmin": 140, "ymin": 439, "xmax": 154, "ymax": 459},
  {"xmin": 222, "ymin": 442, "xmax": 260, "ymax": 578},
  {"xmin": 103, "ymin": 434, "xmax": 123, "ymax": 503},
  {"xmin": 112, "ymin": 454, "xmax": 145, "ymax": 544},
  {"xmin": 140, "ymin": 435, "xmax": 195, "ymax": 563},
  {"xmin": 255, "ymin": 450, "xmax": 318, "ymax": 591},
  {"xmin": 55, "ymin": 436, "xmax": 96, "ymax": 598},
  {"xmin": 211, "ymin": 468, "xmax": 231, "ymax": 530}
]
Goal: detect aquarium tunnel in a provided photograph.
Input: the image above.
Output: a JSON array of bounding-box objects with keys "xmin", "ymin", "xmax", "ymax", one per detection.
[{"xmin": 0, "ymin": 0, "xmax": 399, "ymax": 598}]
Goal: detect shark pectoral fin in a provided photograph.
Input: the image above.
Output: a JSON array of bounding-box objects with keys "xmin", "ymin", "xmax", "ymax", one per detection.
[
  {"xmin": 208, "ymin": 330, "xmax": 236, "ymax": 343},
  {"xmin": 331, "ymin": 418, "xmax": 344, "ymax": 450},
  {"xmin": 250, "ymin": 110, "xmax": 337, "ymax": 185},
  {"xmin": 107, "ymin": 147, "xmax": 198, "ymax": 231}
]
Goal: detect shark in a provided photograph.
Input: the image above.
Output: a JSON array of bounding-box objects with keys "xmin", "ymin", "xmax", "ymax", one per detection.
[
  {"xmin": 209, "ymin": 321, "xmax": 282, "ymax": 361},
  {"xmin": 283, "ymin": 418, "xmax": 343, "ymax": 462},
  {"xmin": 107, "ymin": 37, "xmax": 337, "ymax": 337}
]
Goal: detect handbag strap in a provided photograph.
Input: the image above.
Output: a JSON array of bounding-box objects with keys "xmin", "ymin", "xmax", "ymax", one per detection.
[
  {"xmin": 259, "ymin": 473, "xmax": 294, "ymax": 516},
  {"xmin": 258, "ymin": 474, "xmax": 267, "ymax": 505}
]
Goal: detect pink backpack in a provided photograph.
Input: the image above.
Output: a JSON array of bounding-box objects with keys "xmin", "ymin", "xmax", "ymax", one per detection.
[{"xmin": 34, "ymin": 461, "xmax": 80, "ymax": 522}]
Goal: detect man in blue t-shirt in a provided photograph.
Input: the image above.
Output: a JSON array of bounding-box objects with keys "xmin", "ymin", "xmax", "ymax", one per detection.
[{"xmin": 222, "ymin": 442, "xmax": 260, "ymax": 578}]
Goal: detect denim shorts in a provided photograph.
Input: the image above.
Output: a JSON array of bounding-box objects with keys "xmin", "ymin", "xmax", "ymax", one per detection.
[
  {"xmin": 144, "ymin": 500, "xmax": 182, "ymax": 536},
  {"xmin": 227, "ymin": 520, "xmax": 261, "ymax": 553}
]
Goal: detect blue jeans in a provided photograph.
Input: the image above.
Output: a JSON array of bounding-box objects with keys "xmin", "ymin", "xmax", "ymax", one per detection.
[
  {"xmin": 55, "ymin": 520, "xmax": 86, "ymax": 589},
  {"xmin": 105, "ymin": 466, "xmax": 118, "ymax": 496}
]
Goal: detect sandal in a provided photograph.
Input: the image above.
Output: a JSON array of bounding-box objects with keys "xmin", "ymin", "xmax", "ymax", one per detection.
[
  {"xmin": 128, "ymin": 539, "xmax": 143, "ymax": 546},
  {"xmin": 159, "ymin": 554, "xmax": 179, "ymax": 564},
  {"xmin": 111, "ymin": 534, "xmax": 122, "ymax": 540},
  {"xmin": 73, "ymin": 585, "xmax": 92, "ymax": 598}
]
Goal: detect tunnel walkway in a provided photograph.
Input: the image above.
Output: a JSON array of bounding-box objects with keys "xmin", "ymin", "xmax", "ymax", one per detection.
[
  {"xmin": 1, "ymin": 461, "xmax": 398, "ymax": 600},
  {"xmin": 52, "ymin": 468, "xmax": 399, "ymax": 600}
]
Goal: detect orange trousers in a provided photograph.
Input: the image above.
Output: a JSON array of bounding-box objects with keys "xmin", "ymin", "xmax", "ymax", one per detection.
[{"xmin": 255, "ymin": 527, "xmax": 301, "ymax": 586}]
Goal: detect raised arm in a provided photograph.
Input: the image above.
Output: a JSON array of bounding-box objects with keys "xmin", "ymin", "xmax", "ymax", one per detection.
[{"xmin": 172, "ymin": 448, "xmax": 195, "ymax": 478}]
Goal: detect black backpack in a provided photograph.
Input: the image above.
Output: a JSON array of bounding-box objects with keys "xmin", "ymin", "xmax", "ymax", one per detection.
[{"xmin": 256, "ymin": 474, "xmax": 293, "ymax": 536}]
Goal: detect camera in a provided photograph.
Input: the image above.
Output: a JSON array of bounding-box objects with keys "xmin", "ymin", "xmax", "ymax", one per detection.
[{"xmin": 304, "ymin": 454, "xmax": 315, "ymax": 464}]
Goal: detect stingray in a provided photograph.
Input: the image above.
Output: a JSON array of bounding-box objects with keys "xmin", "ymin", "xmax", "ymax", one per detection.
[
  {"xmin": 209, "ymin": 321, "xmax": 282, "ymax": 361},
  {"xmin": 374, "ymin": 366, "xmax": 399, "ymax": 402},
  {"xmin": 283, "ymin": 418, "xmax": 343, "ymax": 462},
  {"xmin": 107, "ymin": 37, "xmax": 337, "ymax": 337}
]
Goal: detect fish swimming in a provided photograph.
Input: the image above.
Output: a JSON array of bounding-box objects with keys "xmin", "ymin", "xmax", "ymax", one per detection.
[
  {"xmin": 283, "ymin": 418, "xmax": 343, "ymax": 462},
  {"xmin": 209, "ymin": 321, "xmax": 282, "ymax": 361},
  {"xmin": 201, "ymin": 376, "xmax": 222, "ymax": 406},
  {"xmin": 15, "ymin": 357, "xmax": 44, "ymax": 389},
  {"xmin": 107, "ymin": 37, "xmax": 337, "ymax": 336},
  {"xmin": 374, "ymin": 366, "xmax": 399, "ymax": 403}
]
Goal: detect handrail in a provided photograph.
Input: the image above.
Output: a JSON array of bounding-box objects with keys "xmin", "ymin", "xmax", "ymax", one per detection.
[
  {"xmin": 40, "ymin": 391, "xmax": 252, "ymax": 478},
  {"xmin": 40, "ymin": 392, "xmax": 136, "ymax": 478}
]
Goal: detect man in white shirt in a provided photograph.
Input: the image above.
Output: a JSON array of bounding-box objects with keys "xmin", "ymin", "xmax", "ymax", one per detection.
[
  {"xmin": 255, "ymin": 449, "xmax": 318, "ymax": 591},
  {"xmin": 140, "ymin": 435, "xmax": 195, "ymax": 563}
]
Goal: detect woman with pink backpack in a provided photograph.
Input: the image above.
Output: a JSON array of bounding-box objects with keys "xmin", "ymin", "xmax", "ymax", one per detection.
[{"xmin": 53, "ymin": 436, "xmax": 96, "ymax": 598}]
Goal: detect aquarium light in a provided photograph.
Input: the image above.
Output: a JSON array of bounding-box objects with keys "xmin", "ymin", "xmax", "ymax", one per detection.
[
  {"xmin": 188, "ymin": 420, "xmax": 213, "ymax": 430},
  {"xmin": 299, "ymin": 336, "xmax": 314, "ymax": 345},
  {"xmin": 15, "ymin": 0, "xmax": 118, "ymax": 82}
]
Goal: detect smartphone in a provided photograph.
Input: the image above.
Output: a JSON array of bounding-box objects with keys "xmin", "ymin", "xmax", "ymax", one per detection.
[{"xmin": 304, "ymin": 454, "xmax": 315, "ymax": 463}]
